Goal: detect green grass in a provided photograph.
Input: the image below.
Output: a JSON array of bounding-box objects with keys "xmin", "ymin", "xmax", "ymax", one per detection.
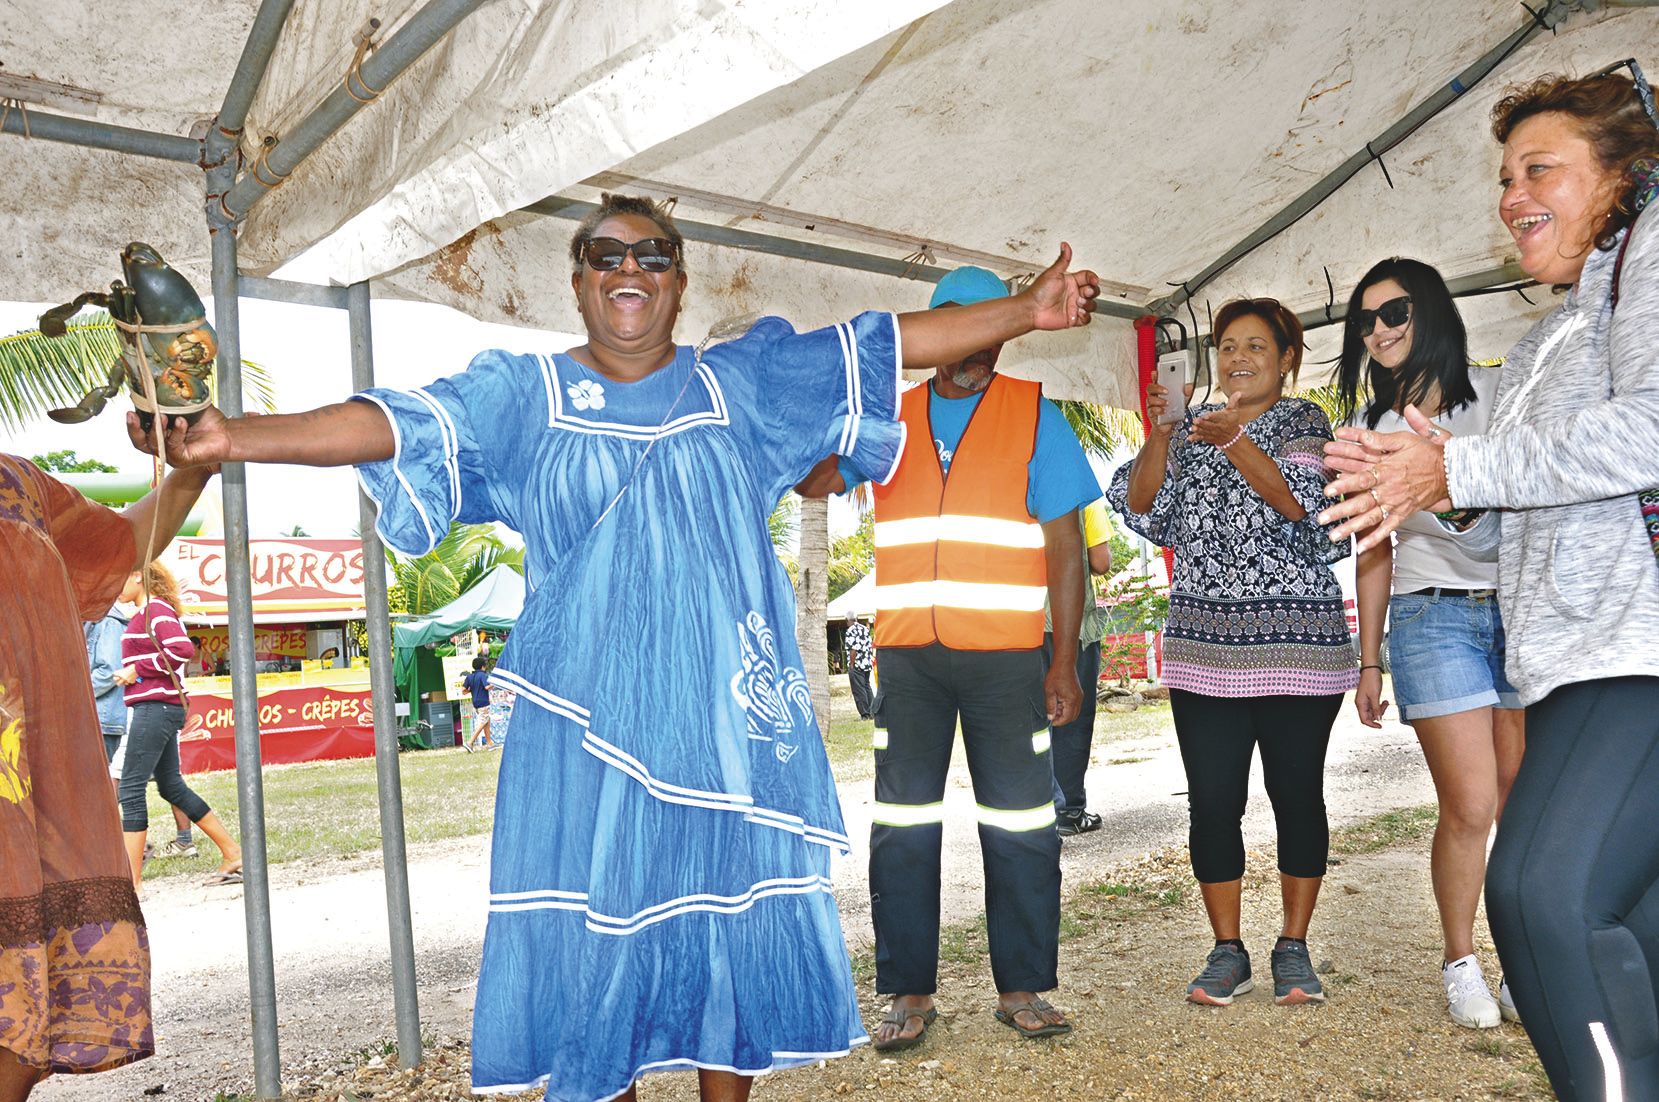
[
  {"xmin": 138, "ymin": 747, "xmax": 502, "ymax": 881},
  {"xmin": 1330, "ymin": 805, "xmax": 1439, "ymax": 857}
]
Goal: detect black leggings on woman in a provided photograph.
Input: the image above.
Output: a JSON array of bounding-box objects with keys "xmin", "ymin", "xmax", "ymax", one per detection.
[
  {"xmin": 1169, "ymin": 689, "xmax": 1343, "ymax": 883},
  {"xmin": 1487, "ymin": 676, "xmax": 1659, "ymax": 1102},
  {"xmin": 118, "ymin": 702, "xmax": 212, "ymax": 832}
]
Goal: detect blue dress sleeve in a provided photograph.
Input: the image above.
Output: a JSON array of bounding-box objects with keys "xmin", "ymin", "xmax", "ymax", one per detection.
[
  {"xmin": 1105, "ymin": 417, "xmax": 1191, "ymax": 547},
  {"xmin": 1270, "ymin": 400, "xmax": 1351, "ymax": 566},
  {"xmin": 1028, "ymin": 398, "xmax": 1104, "ymax": 522},
  {"xmin": 703, "ymin": 312, "xmax": 905, "ymax": 498},
  {"xmin": 351, "ymin": 349, "xmax": 542, "ymax": 556}
]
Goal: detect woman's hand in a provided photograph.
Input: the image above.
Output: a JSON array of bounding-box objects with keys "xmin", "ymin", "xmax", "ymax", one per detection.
[
  {"xmin": 1354, "ymin": 667, "xmax": 1389, "ymax": 728},
  {"xmin": 1188, "ymin": 392, "xmax": 1244, "ymax": 448},
  {"xmin": 1144, "ymin": 381, "xmax": 1195, "ymax": 442},
  {"xmin": 113, "ymin": 666, "xmax": 139, "ymax": 686},
  {"xmin": 1317, "ymin": 406, "xmax": 1452, "ymax": 552},
  {"xmin": 1023, "ymin": 243, "xmax": 1100, "ymax": 331},
  {"xmin": 127, "ymin": 407, "xmax": 232, "ymax": 471}
]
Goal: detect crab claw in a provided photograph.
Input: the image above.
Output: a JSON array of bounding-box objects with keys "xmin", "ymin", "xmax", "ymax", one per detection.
[{"xmin": 38, "ymin": 291, "xmax": 110, "ymax": 338}]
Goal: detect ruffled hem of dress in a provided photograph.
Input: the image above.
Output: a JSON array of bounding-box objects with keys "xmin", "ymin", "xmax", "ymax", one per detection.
[
  {"xmin": 1161, "ymin": 662, "xmax": 1359, "ymax": 697},
  {"xmin": 490, "ymin": 668, "xmax": 851, "ymax": 855},
  {"xmin": 473, "ymin": 1039, "xmax": 869, "ymax": 1098}
]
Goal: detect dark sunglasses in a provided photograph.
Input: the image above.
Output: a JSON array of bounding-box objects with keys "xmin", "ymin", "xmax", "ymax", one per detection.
[
  {"xmin": 1352, "ymin": 295, "xmax": 1412, "ymax": 334},
  {"xmin": 1589, "ymin": 58, "xmax": 1659, "ymax": 130},
  {"xmin": 580, "ymin": 236, "xmax": 679, "ymax": 273}
]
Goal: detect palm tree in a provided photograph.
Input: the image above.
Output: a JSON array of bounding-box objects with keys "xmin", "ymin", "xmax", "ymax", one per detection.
[
  {"xmin": 1054, "ymin": 398, "xmax": 1146, "ymax": 457},
  {"xmin": 0, "ymin": 311, "xmax": 277, "ymax": 431},
  {"xmin": 794, "ymin": 494, "xmax": 831, "ymax": 737},
  {"xmin": 386, "ymin": 522, "xmax": 524, "ymax": 616}
]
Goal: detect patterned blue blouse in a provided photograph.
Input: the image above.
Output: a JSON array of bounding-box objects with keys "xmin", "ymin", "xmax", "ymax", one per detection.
[{"xmin": 1107, "ymin": 397, "xmax": 1357, "ymax": 697}]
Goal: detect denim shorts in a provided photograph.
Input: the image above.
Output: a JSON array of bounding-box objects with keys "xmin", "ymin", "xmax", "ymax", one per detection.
[{"xmin": 1387, "ymin": 590, "xmax": 1522, "ymax": 720}]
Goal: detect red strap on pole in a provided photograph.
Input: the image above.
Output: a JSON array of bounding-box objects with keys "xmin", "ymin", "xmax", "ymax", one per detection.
[{"xmin": 1132, "ymin": 315, "xmax": 1176, "ymax": 586}]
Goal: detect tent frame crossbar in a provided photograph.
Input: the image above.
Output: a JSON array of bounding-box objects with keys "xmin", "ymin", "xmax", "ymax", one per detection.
[
  {"xmin": 526, "ymin": 195, "xmax": 1150, "ymax": 321},
  {"xmin": 0, "ymin": 108, "xmax": 201, "ymax": 162},
  {"xmin": 1148, "ymin": 0, "xmax": 1575, "ymax": 318}
]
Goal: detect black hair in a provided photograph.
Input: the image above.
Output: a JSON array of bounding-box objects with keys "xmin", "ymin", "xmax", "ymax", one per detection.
[
  {"xmin": 1336, "ymin": 258, "xmax": 1476, "ymax": 430},
  {"xmin": 568, "ymin": 193, "xmax": 686, "ymax": 275},
  {"xmin": 472, "ymin": 656, "xmax": 488, "ymax": 671}
]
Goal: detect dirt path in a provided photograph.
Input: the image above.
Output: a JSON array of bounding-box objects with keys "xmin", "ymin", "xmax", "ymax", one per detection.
[{"xmin": 39, "ymin": 706, "xmax": 1535, "ymax": 1101}]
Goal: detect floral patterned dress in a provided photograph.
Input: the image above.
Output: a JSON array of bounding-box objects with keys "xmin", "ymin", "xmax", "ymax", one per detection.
[
  {"xmin": 1107, "ymin": 398, "xmax": 1357, "ymax": 697},
  {"xmin": 0, "ymin": 456, "xmax": 152, "ymax": 1074},
  {"xmin": 353, "ymin": 314, "xmax": 902, "ymax": 1099}
]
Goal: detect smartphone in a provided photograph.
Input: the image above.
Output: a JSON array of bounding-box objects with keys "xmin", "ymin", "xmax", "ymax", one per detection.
[{"xmin": 1155, "ymin": 351, "xmax": 1189, "ymax": 425}]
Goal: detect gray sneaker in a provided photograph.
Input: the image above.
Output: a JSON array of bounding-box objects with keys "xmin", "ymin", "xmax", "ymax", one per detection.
[
  {"xmin": 1271, "ymin": 941, "xmax": 1326, "ymax": 1005},
  {"xmin": 1499, "ymin": 978, "xmax": 1521, "ymax": 1024},
  {"xmin": 154, "ymin": 839, "xmax": 198, "ymax": 859},
  {"xmin": 1187, "ymin": 944, "xmax": 1254, "ymax": 1006}
]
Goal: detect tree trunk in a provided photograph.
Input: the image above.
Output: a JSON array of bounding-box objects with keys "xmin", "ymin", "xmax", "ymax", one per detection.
[{"xmin": 795, "ymin": 493, "xmax": 832, "ymax": 737}]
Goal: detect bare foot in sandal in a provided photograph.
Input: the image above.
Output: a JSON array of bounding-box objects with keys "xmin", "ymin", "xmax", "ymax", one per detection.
[
  {"xmin": 994, "ymin": 992, "xmax": 1071, "ymax": 1039},
  {"xmin": 872, "ymin": 995, "xmax": 936, "ymax": 1052}
]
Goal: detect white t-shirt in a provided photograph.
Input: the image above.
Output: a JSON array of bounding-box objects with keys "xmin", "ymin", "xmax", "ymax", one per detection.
[{"xmin": 1364, "ymin": 367, "xmax": 1502, "ymax": 593}]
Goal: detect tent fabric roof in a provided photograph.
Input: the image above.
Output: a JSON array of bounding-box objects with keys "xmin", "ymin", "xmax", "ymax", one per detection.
[
  {"xmin": 826, "ymin": 571, "xmax": 876, "ymax": 620},
  {"xmin": 392, "ymin": 564, "xmax": 525, "ymax": 648},
  {"xmin": 3, "ymin": 3, "xmax": 1655, "ymax": 408}
]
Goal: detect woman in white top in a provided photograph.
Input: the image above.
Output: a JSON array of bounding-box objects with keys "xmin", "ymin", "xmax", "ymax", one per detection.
[{"xmin": 1336, "ymin": 258, "xmax": 1525, "ymax": 1031}]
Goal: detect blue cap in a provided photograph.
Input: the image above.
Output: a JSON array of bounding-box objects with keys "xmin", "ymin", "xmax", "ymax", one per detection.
[{"xmin": 928, "ymin": 266, "xmax": 1009, "ymax": 309}]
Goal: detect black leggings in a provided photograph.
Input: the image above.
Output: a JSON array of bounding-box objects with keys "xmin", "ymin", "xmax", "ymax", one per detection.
[
  {"xmin": 1487, "ymin": 676, "xmax": 1659, "ymax": 1102},
  {"xmin": 1169, "ymin": 689, "xmax": 1342, "ymax": 883},
  {"xmin": 119, "ymin": 702, "xmax": 212, "ymax": 832}
]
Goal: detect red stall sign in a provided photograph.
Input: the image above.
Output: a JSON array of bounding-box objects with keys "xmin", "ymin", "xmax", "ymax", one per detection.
[{"xmin": 180, "ymin": 684, "xmax": 376, "ymax": 773}]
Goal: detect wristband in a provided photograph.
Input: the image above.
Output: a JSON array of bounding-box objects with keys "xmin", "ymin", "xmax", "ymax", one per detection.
[
  {"xmin": 1359, "ymin": 664, "xmax": 1383, "ymax": 673},
  {"xmin": 1217, "ymin": 427, "xmax": 1245, "ymax": 450}
]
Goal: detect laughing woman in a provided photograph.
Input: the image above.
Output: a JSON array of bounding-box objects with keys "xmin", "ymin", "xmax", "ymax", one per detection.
[
  {"xmin": 1336, "ymin": 258, "xmax": 1524, "ymax": 1030},
  {"xmin": 132, "ymin": 194, "xmax": 1100, "ymax": 1102}
]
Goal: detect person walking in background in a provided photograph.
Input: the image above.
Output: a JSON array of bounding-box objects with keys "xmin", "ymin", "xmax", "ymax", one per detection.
[
  {"xmin": 844, "ymin": 614, "xmax": 874, "ymax": 720},
  {"xmin": 1321, "ymin": 68, "xmax": 1659, "ymax": 1100},
  {"xmin": 85, "ymin": 577, "xmax": 135, "ymax": 770},
  {"xmin": 0, "ymin": 455, "xmax": 217, "ymax": 1098},
  {"xmin": 1109, "ymin": 297, "xmax": 1356, "ymax": 1009},
  {"xmin": 462, "ymin": 656, "xmax": 495, "ymax": 752},
  {"xmin": 119, "ymin": 560, "xmax": 241, "ymax": 888},
  {"xmin": 1045, "ymin": 498, "xmax": 1113, "ymax": 836},
  {"xmin": 1336, "ymin": 257, "xmax": 1525, "ymax": 1030}
]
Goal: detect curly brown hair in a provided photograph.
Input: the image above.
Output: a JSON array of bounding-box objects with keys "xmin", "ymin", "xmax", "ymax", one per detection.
[
  {"xmin": 568, "ymin": 193, "xmax": 687, "ymax": 276},
  {"xmin": 1491, "ymin": 71, "xmax": 1659, "ymax": 249},
  {"xmin": 141, "ymin": 559, "xmax": 182, "ymax": 610},
  {"xmin": 1211, "ymin": 297, "xmax": 1307, "ymax": 385}
]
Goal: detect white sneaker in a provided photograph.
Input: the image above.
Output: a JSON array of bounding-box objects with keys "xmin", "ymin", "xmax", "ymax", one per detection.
[
  {"xmin": 1499, "ymin": 978, "xmax": 1521, "ymax": 1024},
  {"xmin": 1443, "ymin": 955, "xmax": 1501, "ymax": 1029}
]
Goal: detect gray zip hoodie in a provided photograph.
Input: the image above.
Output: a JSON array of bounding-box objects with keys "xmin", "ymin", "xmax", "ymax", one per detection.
[{"xmin": 1445, "ymin": 203, "xmax": 1659, "ymax": 705}]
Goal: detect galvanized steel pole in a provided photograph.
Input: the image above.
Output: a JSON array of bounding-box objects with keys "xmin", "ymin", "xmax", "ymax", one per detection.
[
  {"xmin": 0, "ymin": 109, "xmax": 200, "ymax": 162},
  {"xmin": 210, "ymin": 227, "xmax": 284, "ymax": 1099},
  {"xmin": 218, "ymin": 0, "xmax": 485, "ymax": 222},
  {"xmin": 348, "ymin": 280, "xmax": 425, "ymax": 1068}
]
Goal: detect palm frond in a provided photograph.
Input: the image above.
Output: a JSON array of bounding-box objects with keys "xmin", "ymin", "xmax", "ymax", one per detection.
[
  {"xmin": 0, "ymin": 311, "xmax": 278, "ymax": 432},
  {"xmin": 1295, "ymin": 382, "xmax": 1348, "ymax": 427},
  {"xmin": 1054, "ymin": 399, "xmax": 1144, "ymax": 457},
  {"xmin": 385, "ymin": 522, "xmax": 511, "ymax": 616}
]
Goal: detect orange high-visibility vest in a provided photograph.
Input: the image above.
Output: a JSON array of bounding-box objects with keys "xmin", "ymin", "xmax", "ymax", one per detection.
[{"xmin": 873, "ymin": 375, "xmax": 1047, "ymax": 650}]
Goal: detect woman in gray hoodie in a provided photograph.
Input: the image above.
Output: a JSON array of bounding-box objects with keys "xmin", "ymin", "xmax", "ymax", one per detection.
[{"xmin": 1320, "ymin": 69, "xmax": 1659, "ymax": 1102}]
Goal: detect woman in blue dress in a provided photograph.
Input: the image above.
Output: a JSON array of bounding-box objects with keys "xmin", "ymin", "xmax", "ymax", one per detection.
[{"xmin": 134, "ymin": 194, "xmax": 1101, "ymax": 1101}]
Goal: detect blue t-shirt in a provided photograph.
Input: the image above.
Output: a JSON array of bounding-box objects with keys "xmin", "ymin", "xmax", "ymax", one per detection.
[
  {"xmin": 840, "ymin": 381, "xmax": 1101, "ymax": 522},
  {"xmin": 463, "ymin": 669, "xmax": 491, "ymax": 708}
]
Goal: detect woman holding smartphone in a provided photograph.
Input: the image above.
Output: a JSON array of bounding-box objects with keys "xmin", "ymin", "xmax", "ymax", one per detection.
[
  {"xmin": 1109, "ymin": 298, "xmax": 1356, "ymax": 1009},
  {"xmin": 1337, "ymin": 258, "xmax": 1523, "ymax": 1031}
]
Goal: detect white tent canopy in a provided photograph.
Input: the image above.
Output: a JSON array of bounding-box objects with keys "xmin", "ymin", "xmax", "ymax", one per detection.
[{"xmin": 6, "ymin": 1, "xmax": 1655, "ymax": 410}]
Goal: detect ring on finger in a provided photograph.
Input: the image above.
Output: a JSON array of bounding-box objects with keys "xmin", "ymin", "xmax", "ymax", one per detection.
[
  {"xmin": 1380, "ymin": 503, "xmax": 1391, "ymax": 520},
  {"xmin": 1369, "ymin": 468, "xmax": 1381, "ymax": 489},
  {"xmin": 1368, "ymin": 488, "xmax": 1382, "ymax": 506}
]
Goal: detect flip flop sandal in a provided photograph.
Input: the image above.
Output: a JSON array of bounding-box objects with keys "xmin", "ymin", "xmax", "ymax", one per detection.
[
  {"xmin": 871, "ymin": 1006, "xmax": 938, "ymax": 1052},
  {"xmin": 994, "ymin": 997, "xmax": 1073, "ymax": 1039},
  {"xmin": 203, "ymin": 869, "xmax": 244, "ymax": 886}
]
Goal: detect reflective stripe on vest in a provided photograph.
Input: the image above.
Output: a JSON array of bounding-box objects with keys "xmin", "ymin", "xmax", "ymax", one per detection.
[{"xmin": 873, "ymin": 376, "xmax": 1046, "ymax": 650}]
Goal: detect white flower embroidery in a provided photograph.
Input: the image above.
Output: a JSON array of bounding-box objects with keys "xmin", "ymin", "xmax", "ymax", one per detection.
[
  {"xmin": 729, "ymin": 611, "xmax": 814, "ymax": 764},
  {"xmin": 567, "ymin": 379, "xmax": 606, "ymax": 411}
]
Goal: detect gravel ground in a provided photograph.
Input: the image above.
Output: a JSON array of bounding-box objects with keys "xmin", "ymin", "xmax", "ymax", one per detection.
[{"xmin": 38, "ymin": 696, "xmax": 1546, "ymax": 1101}]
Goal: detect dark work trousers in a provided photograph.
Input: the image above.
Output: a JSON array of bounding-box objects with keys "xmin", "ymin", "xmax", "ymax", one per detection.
[
  {"xmin": 1486, "ymin": 677, "xmax": 1659, "ymax": 1102},
  {"xmin": 849, "ymin": 662, "xmax": 875, "ymax": 719},
  {"xmin": 119, "ymin": 702, "xmax": 212, "ymax": 832},
  {"xmin": 869, "ymin": 643, "xmax": 1061, "ymax": 996},
  {"xmin": 1168, "ymin": 688, "xmax": 1342, "ymax": 883},
  {"xmin": 1042, "ymin": 633, "xmax": 1101, "ymax": 812}
]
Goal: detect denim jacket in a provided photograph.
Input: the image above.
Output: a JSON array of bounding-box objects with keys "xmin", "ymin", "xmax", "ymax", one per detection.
[{"xmin": 84, "ymin": 607, "xmax": 130, "ymax": 732}]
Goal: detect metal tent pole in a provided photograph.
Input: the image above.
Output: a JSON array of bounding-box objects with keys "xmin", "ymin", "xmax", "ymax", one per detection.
[
  {"xmin": 348, "ymin": 279, "xmax": 424, "ymax": 1068},
  {"xmin": 1149, "ymin": 0, "xmax": 1574, "ymax": 317},
  {"xmin": 218, "ymin": 0, "xmax": 485, "ymax": 222},
  {"xmin": 0, "ymin": 109, "xmax": 200, "ymax": 161},
  {"xmin": 210, "ymin": 226, "xmax": 284, "ymax": 1100}
]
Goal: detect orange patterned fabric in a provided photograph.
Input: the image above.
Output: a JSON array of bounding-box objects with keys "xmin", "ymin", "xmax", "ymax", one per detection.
[{"xmin": 0, "ymin": 456, "xmax": 151, "ymax": 1074}]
